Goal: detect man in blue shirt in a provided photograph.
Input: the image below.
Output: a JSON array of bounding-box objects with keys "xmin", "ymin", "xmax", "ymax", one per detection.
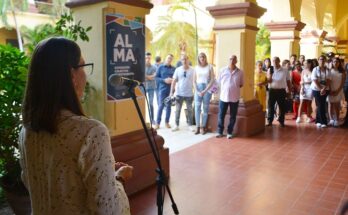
[
  {"xmin": 144, "ymin": 52, "xmax": 157, "ymax": 125},
  {"xmin": 155, "ymin": 54, "xmax": 175, "ymax": 129}
]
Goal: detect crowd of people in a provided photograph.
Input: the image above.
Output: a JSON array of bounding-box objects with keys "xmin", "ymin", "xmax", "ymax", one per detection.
[
  {"xmin": 145, "ymin": 52, "xmax": 243, "ymax": 139},
  {"xmin": 145, "ymin": 52, "xmax": 348, "ymax": 136},
  {"xmin": 254, "ymin": 53, "xmax": 348, "ymax": 128}
]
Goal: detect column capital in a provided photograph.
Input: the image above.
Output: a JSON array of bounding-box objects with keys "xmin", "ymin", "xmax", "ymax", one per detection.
[
  {"xmin": 213, "ymin": 24, "xmax": 259, "ymax": 31},
  {"xmin": 66, "ymin": 0, "xmax": 153, "ymax": 9},
  {"xmin": 301, "ymin": 30, "xmax": 327, "ymax": 39},
  {"xmin": 206, "ymin": 2, "xmax": 266, "ymax": 19},
  {"xmin": 265, "ymin": 20, "xmax": 306, "ymax": 32}
]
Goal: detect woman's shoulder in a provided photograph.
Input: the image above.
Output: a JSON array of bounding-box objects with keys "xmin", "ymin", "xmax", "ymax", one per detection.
[{"xmin": 60, "ymin": 111, "xmax": 107, "ymax": 133}]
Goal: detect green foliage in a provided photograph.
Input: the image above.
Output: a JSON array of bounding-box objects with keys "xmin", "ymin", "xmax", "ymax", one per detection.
[
  {"xmin": 255, "ymin": 23, "xmax": 271, "ymax": 61},
  {"xmin": 21, "ymin": 24, "xmax": 57, "ymax": 54},
  {"xmin": 21, "ymin": 12, "xmax": 92, "ymax": 55},
  {"xmin": 0, "ymin": 14, "xmax": 91, "ymax": 199},
  {"xmin": 152, "ymin": 15, "xmax": 196, "ymax": 65},
  {"xmin": 0, "ymin": 44, "xmax": 29, "ymax": 182},
  {"xmin": 55, "ymin": 13, "xmax": 92, "ymax": 42}
]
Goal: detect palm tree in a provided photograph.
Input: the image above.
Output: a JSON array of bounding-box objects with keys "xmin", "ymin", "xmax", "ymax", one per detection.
[
  {"xmin": 168, "ymin": 0, "xmax": 198, "ymax": 58},
  {"xmin": 0, "ymin": 0, "xmax": 28, "ymax": 51},
  {"xmin": 152, "ymin": 15, "xmax": 196, "ymax": 64}
]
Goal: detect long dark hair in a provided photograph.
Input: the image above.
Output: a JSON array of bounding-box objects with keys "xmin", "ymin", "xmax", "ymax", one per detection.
[
  {"xmin": 333, "ymin": 57, "xmax": 344, "ymax": 73},
  {"xmin": 22, "ymin": 37, "xmax": 84, "ymax": 133}
]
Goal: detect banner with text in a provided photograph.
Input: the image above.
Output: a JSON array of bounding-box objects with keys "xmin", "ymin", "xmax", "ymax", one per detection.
[{"xmin": 105, "ymin": 13, "xmax": 145, "ymax": 101}]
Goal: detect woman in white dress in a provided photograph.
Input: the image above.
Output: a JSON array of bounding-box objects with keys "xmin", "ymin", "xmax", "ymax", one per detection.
[
  {"xmin": 20, "ymin": 37, "xmax": 132, "ymax": 215},
  {"xmin": 328, "ymin": 57, "xmax": 346, "ymax": 127},
  {"xmin": 297, "ymin": 59, "xmax": 314, "ymax": 123}
]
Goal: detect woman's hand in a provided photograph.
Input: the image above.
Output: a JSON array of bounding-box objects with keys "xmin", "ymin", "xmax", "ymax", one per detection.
[
  {"xmin": 115, "ymin": 162, "xmax": 128, "ymax": 171},
  {"xmin": 320, "ymin": 88, "xmax": 326, "ymax": 96},
  {"xmin": 115, "ymin": 164, "xmax": 134, "ymax": 182}
]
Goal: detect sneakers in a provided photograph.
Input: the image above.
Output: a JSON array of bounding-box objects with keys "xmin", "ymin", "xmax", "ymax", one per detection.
[
  {"xmin": 328, "ymin": 120, "xmax": 334, "ymax": 126},
  {"xmin": 154, "ymin": 124, "xmax": 160, "ymax": 130},
  {"xmin": 316, "ymin": 123, "xmax": 327, "ymax": 128},
  {"xmin": 227, "ymin": 134, "xmax": 235, "ymax": 139},
  {"xmin": 165, "ymin": 123, "xmax": 171, "ymax": 128},
  {"xmin": 172, "ymin": 126, "xmax": 179, "ymax": 131},
  {"xmin": 296, "ymin": 117, "xmax": 301, "ymax": 123}
]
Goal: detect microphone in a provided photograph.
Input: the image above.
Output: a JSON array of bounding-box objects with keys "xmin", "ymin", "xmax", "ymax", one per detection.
[{"xmin": 108, "ymin": 74, "xmax": 142, "ymax": 88}]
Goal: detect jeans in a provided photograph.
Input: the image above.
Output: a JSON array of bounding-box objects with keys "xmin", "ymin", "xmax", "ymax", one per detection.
[
  {"xmin": 312, "ymin": 90, "xmax": 328, "ymax": 125},
  {"xmin": 194, "ymin": 83, "xmax": 212, "ymax": 128},
  {"xmin": 175, "ymin": 96, "xmax": 193, "ymax": 126},
  {"xmin": 267, "ymin": 89, "xmax": 286, "ymax": 124},
  {"xmin": 146, "ymin": 89, "xmax": 155, "ymax": 123},
  {"xmin": 156, "ymin": 91, "xmax": 171, "ymax": 125},
  {"xmin": 217, "ymin": 100, "xmax": 239, "ymax": 135}
]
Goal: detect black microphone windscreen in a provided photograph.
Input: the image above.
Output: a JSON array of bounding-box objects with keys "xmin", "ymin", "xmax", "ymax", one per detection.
[{"xmin": 108, "ymin": 74, "xmax": 122, "ymax": 87}]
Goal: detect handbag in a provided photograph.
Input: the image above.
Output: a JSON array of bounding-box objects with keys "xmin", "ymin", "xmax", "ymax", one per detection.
[{"xmin": 208, "ymin": 80, "xmax": 219, "ymax": 94}]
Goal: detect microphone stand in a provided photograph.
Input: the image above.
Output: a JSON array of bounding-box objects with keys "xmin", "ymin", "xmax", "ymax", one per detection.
[{"xmin": 127, "ymin": 83, "xmax": 179, "ymax": 215}]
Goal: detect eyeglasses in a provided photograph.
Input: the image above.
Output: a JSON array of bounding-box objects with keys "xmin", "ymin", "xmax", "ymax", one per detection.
[
  {"xmin": 184, "ymin": 71, "xmax": 186, "ymax": 78},
  {"xmin": 74, "ymin": 63, "xmax": 94, "ymax": 75}
]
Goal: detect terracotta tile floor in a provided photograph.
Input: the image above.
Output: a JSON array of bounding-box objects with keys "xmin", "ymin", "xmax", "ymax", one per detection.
[{"xmin": 129, "ymin": 117, "xmax": 348, "ymax": 215}]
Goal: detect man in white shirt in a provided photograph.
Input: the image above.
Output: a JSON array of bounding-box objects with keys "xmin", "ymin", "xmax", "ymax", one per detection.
[
  {"xmin": 267, "ymin": 56, "xmax": 291, "ymax": 127},
  {"xmin": 216, "ymin": 55, "xmax": 244, "ymax": 139},
  {"xmin": 170, "ymin": 54, "xmax": 195, "ymax": 131}
]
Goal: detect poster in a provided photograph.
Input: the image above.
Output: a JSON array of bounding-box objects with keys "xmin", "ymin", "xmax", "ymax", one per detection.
[{"xmin": 105, "ymin": 13, "xmax": 145, "ymax": 101}]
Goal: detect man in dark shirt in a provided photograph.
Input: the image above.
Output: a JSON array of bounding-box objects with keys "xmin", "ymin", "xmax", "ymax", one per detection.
[{"xmin": 155, "ymin": 54, "xmax": 176, "ymax": 129}]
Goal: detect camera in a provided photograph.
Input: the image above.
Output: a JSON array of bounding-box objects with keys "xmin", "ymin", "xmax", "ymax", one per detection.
[{"xmin": 163, "ymin": 96, "xmax": 176, "ymax": 106}]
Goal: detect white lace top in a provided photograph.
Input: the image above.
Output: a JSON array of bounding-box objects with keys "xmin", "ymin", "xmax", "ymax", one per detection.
[{"xmin": 19, "ymin": 110, "xmax": 130, "ymax": 215}]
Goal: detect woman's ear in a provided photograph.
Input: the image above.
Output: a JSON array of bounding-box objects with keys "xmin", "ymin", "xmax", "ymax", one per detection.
[{"xmin": 71, "ymin": 68, "xmax": 77, "ymax": 87}]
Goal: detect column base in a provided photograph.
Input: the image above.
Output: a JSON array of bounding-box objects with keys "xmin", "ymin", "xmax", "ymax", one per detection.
[
  {"xmin": 111, "ymin": 128, "xmax": 169, "ymax": 195},
  {"xmin": 206, "ymin": 99, "xmax": 265, "ymax": 137}
]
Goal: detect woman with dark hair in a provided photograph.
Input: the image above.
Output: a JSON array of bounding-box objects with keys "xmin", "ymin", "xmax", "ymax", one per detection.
[
  {"xmin": 291, "ymin": 60, "xmax": 302, "ymax": 120},
  {"xmin": 262, "ymin": 58, "xmax": 271, "ymax": 72},
  {"xmin": 311, "ymin": 55, "xmax": 331, "ymax": 128},
  {"xmin": 193, "ymin": 52, "xmax": 215, "ymax": 134},
  {"xmin": 20, "ymin": 37, "xmax": 132, "ymax": 214},
  {"xmin": 297, "ymin": 59, "xmax": 314, "ymax": 123},
  {"xmin": 328, "ymin": 57, "xmax": 346, "ymax": 127}
]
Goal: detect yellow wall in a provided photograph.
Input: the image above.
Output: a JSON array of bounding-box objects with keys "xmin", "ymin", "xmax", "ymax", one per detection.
[
  {"xmin": 72, "ymin": 2, "xmax": 150, "ymax": 136},
  {"xmin": 0, "ymin": 28, "xmax": 17, "ymax": 45}
]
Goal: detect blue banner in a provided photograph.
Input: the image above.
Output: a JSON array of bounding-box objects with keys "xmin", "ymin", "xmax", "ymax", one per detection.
[{"xmin": 105, "ymin": 13, "xmax": 145, "ymax": 101}]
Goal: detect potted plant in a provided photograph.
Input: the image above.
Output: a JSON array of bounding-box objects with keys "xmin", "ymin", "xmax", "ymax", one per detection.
[{"xmin": 0, "ymin": 44, "xmax": 31, "ymax": 215}]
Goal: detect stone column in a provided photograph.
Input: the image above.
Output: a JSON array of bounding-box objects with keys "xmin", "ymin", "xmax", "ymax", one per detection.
[
  {"xmin": 66, "ymin": 0, "xmax": 169, "ymax": 195},
  {"xmin": 265, "ymin": 21, "xmax": 306, "ymax": 60},
  {"xmin": 300, "ymin": 29, "xmax": 327, "ymax": 59},
  {"xmin": 206, "ymin": 1, "xmax": 266, "ymax": 137}
]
